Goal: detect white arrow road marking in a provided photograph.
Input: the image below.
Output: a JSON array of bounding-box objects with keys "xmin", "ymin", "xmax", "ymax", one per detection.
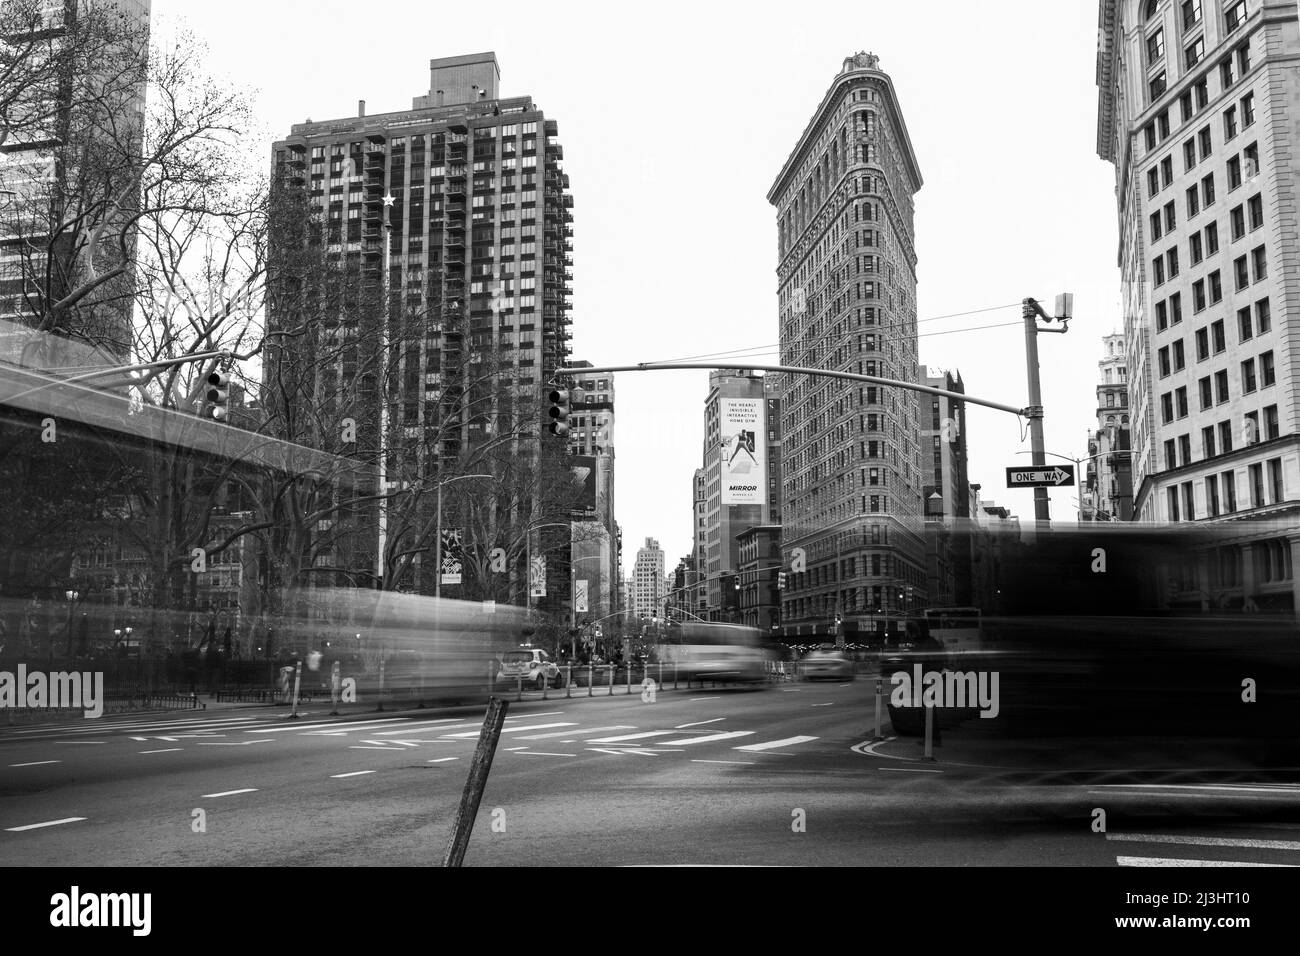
[
  {"xmin": 330, "ymin": 770, "xmax": 375, "ymax": 778},
  {"xmin": 655, "ymin": 731, "xmax": 755, "ymax": 746},
  {"xmin": 201, "ymin": 789, "xmax": 258, "ymax": 798},
  {"xmin": 6, "ymin": 817, "xmax": 86, "ymax": 831},
  {"xmin": 735, "ymin": 736, "xmax": 818, "ymax": 752},
  {"xmin": 8, "ymin": 760, "xmax": 60, "ymax": 767}
]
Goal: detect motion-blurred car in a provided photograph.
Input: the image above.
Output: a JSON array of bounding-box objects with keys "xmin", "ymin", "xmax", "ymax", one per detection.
[
  {"xmin": 800, "ymin": 650, "xmax": 855, "ymax": 681},
  {"xmin": 497, "ymin": 648, "xmax": 564, "ymax": 689}
]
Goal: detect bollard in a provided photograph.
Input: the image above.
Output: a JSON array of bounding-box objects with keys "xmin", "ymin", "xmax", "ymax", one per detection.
[
  {"xmin": 289, "ymin": 661, "xmax": 302, "ymax": 720},
  {"xmin": 541, "ymin": 671, "xmax": 548, "ymax": 700},
  {"xmin": 607, "ymin": 663, "xmax": 614, "ymax": 696},
  {"xmin": 442, "ymin": 696, "xmax": 509, "ymax": 867},
  {"xmin": 588, "ymin": 664, "xmax": 593, "ymax": 697},
  {"xmin": 565, "ymin": 664, "xmax": 572, "ymax": 699},
  {"xmin": 873, "ymin": 677, "xmax": 884, "ymax": 741}
]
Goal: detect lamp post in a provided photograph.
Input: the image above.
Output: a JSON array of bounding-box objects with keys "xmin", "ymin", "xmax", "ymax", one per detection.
[
  {"xmin": 433, "ymin": 473, "xmax": 494, "ymax": 598},
  {"xmin": 64, "ymin": 589, "xmax": 79, "ymax": 656}
]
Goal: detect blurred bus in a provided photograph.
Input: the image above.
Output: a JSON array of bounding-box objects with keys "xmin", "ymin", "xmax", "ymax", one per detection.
[
  {"xmin": 921, "ymin": 607, "xmax": 982, "ymax": 657},
  {"xmin": 656, "ymin": 621, "xmax": 767, "ymax": 684}
]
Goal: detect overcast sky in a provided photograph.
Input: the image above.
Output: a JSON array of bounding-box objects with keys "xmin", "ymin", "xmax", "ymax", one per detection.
[{"xmin": 153, "ymin": 0, "xmax": 1122, "ymax": 569}]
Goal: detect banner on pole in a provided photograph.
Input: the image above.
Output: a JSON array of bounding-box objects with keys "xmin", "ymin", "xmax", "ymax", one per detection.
[
  {"xmin": 575, "ymin": 579, "xmax": 589, "ymax": 613},
  {"xmin": 439, "ymin": 528, "xmax": 463, "ymax": 585},
  {"xmin": 529, "ymin": 556, "xmax": 547, "ymax": 597}
]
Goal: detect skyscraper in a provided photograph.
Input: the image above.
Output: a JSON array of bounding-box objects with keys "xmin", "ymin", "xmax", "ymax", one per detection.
[
  {"xmin": 1096, "ymin": 0, "xmax": 1298, "ymax": 612},
  {"xmin": 269, "ymin": 53, "xmax": 574, "ymax": 594},
  {"xmin": 920, "ymin": 366, "xmax": 970, "ymax": 606},
  {"xmin": 767, "ymin": 51, "xmax": 927, "ymax": 642}
]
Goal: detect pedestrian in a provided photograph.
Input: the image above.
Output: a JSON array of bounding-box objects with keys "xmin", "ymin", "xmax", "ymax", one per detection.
[{"xmin": 330, "ymin": 661, "xmax": 342, "ymax": 715}]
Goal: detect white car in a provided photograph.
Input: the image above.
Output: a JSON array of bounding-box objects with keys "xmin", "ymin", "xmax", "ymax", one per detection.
[{"xmin": 497, "ymin": 648, "xmax": 564, "ymax": 689}]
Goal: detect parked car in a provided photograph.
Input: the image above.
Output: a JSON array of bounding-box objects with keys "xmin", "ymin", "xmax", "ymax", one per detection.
[
  {"xmin": 497, "ymin": 648, "xmax": 564, "ymax": 689},
  {"xmin": 800, "ymin": 649, "xmax": 855, "ymax": 681}
]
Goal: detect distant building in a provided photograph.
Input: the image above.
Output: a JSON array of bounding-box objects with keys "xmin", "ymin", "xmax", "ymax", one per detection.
[
  {"xmin": 920, "ymin": 367, "xmax": 971, "ymax": 606},
  {"xmin": 1083, "ymin": 333, "xmax": 1134, "ymax": 521},
  {"xmin": 737, "ymin": 524, "xmax": 782, "ymax": 633},
  {"xmin": 632, "ymin": 537, "xmax": 665, "ymax": 621}
]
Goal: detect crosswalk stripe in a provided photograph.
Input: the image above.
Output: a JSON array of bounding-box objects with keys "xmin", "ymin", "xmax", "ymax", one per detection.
[
  {"xmin": 1108, "ymin": 833, "xmax": 1300, "ymax": 851},
  {"xmin": 248, "ymin": 717, "xmax": 409, "ymax": 734},
  {"xmin": 585, "ymin": 731, "xmax": 676, "ymax": 743},
  {"xmin": 734, "ymin": 736, "xmax": 818, "ymax": 752},
  {"xmin": 515, "ymin": 725, "xmax": 635, "ymax": 741},
  {"xmin": 1117, "ymin": 856, "xmax": 1294, "ymax": 867},
  {"xmin": 654, "ymin": 731, "xmax": 755, "ymax": 746},
  {"xmin": 442, "ymin": 722, "xmax": 576, "ymax": 739}
]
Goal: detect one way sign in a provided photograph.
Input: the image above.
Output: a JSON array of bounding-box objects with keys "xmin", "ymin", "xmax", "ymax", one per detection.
[{"xmin": 1006, "ymin": 465, "xmax": 1075, "ymax": 487}]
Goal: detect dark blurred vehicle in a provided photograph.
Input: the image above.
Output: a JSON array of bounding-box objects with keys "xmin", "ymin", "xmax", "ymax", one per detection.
[
  {"xmin": 801, "ymin": 649, "xmax": 854, "ymax": 681},
  {"xmin": 881, "ymin": 619, "xmax": 949, "ymax": 736}
]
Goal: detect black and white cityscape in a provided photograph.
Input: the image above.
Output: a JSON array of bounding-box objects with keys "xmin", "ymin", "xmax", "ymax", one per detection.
[{"xmin": 1, "ymin": 0, "xmax": 1299, "ymax": 904}]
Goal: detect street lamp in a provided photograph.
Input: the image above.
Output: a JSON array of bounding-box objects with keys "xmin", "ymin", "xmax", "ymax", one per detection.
[
  {"xmin": 433, "ymin": 473, "xmax": 494, "ymax": 598},
  {"xmin": 64, "ymin": 589, "xmax": 79, "ymax": 656}
]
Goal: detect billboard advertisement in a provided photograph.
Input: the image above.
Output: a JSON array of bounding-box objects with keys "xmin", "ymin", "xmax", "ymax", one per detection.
[
  {"xmin": 720, "ymin": 398, "xmax": 766, "ymax": 505},
  {"xmin": 569, "ymin": 455, "xmax": 598, "ymax": 519}
]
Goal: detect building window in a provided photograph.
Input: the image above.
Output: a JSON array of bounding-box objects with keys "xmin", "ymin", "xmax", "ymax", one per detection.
[
  {"xmin": 1183, "ymin": 482, "xmax": 1196, "ymax": 521},
  {"xmin": 1150, "ymin": 212, "xmax": 1163, "ymax": 240},
  {"xmin": 1264, "ymin": 404, "xmax": 1279, "ymax": 439},
  {"xmin": 1171, "ymin": 291, "xmax": 1183, "ymax": 323},
  {"xmin": 1249, "ymin": 462, "xmax": 1264, "ymax": 508},
  {"xmin": 1228, "ymin": 155, "xmax": 1242, "ymax": 190},
  {"xmin": 1202, "ymin": 172, "xmax": 1215, "ymax": 206},
  {"xmin": 1268, "ymin": 459, "xmax": 1284, "ymax": 505},
  {"xmin": 1206, "ymin": 476, "xmax": 1220, "ymax": 517},
  {"xmin": 1209, "ymin": 270, "xmax": 1222, "ymax": 304},
  {"xmin": 1214, "ymin": 368, "xmax": 1229, "ymax": 403},
  {"xmin": 1234, "ymin": 253, "xmax": 1248, "ymax": 288},
  {"xmin": 1156, "ymin": 300, "xmax": 1169, "ymax": 330},
  {"xmin": 1198, "ymin": 125, "xmax": 1212, "ymax": 159},
  {"xmin": 1251, "ymin": 245, "xmax": 1267, "ymax": 281},
  {"xmin": 1193, "ymin": 279, "xmax": 1206, "ymax": 313},
  {"xmin": 1176, "ymin": 386, "xmax": 1188, "ymax": 418},
  {"xmin": 1153, "ymin": 256, "xmax": 1166, "ymax": 286},
  {"xmin": 1225, "ymin": 0, "xmax": 1247, "ymax": 34},
  {"xmin": 1222, "ymin": 471, "xmax": 1237, "ymax": 511},
  {"xmin": 1159, "ymin": 346, "xmax": 1171, "ymax": 378},
  {"xmin": 1202, "ymin": 424, "xmax": 1216, "ymax": 457},
  {"xmin": 1182, "ymin": 0, "xmax": 1202, "ymax": 30},
  {"xmin": 1179, "ymin": 433, "xmax": 1192, "ymax": 464},
  {"xmin": 1223, "ymin": 104, "xmax": 1237, "ymax": 140},
  {"xmin": 1183, "ymin": 138, "xmax": 1197, "ymax": 171},
  {"xmin": 1184, "ymin": 37, "xmax": 1205, "ymax": 69},
  {"xmin": 1167, "ymin": 247, "xmax": 1179, "ymax": 279},
  {"xmin": 1238, "ymin": 305, "xmax": 1253, "ymax": 341},
  {"xmin": 1168, "ymin": 486, "xmax": 1181, "ymax": 521},
  {"xmin": 1148, "ymin": 28, "xmax": 1166, "ymax": 66},
  {"xmin": 1186, "ymin": 184, "xmax": 1200, "ymax": 218},
  {"xmin": 1196, "ymin": 327, "xmax": 1209, "ymax": 360},
  {"xmin": 1161, "ymin": 392, "xmax": 1174, "ymax": 424},
  {"xmin": 1241, "ymin": 357, "xmax": 1257, "ymax": 393},
  {"xmin": 1165, "ymin": 200, "xmax": 1176, "ymax": 231},
  {"xmin": 1231, "ymin": 205, "xmax": 1246, "ymax": 240},
  {"xmin": 1255, "ymin": 298, "xmax": 1271, "ymax": 333},
  {"xmin": 1241, "ymin": 92, "xmax": 1255, "ymax": 128},
  {"xmin": 1162, "ymin": 155, "xmax": 1174, "ymax": 187},
  {"xmin": 1260, "ymin": 350, "xmax": 1274, "ymax": 387},
  {"xmin": 1150, "ymin": 71, "xmax": 1168, "ymax": 100},
  {"xmin": 1219, "ymin": 420, "xmax": 1234, "ymax": 454},
  {"xmin": 1199, "ymin": 375, "xmax": 1213, "ymax": 409},
  {"xmin": 1248, "ymin": 194, "xmax": 1263, "ymax": 230},
  {"xmin": 1205, "ymin": 222, "xmax": 1219, "ymax": 254},
  {"xmin": 1190, "ymin": 232, "xmax": 1204, "ymax": 264},
  {"xmin": 1147, "ymin": 167, "xmax": 1160, "ymax": 197},
  {"xmin": 1165, "ymin": 439, "xmax": 1178, "ymax": 471}
]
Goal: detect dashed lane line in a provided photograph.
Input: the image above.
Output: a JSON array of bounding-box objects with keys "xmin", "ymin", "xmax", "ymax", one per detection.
[{"xmin": 5, "ymin": 817, "xmax": 86, "ymax": 832}]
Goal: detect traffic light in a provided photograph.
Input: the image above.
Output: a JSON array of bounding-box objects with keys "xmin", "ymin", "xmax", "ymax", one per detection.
[
  {"xmin": 547, "ymin": 388, "xmax": 570, "ymax": 436},
  {"xmin": 206, "ymin": 370, "xmax": 229, "ymax": 421},
  {"xmin": 777, "ymin": 571, "xmax": 788, "ymax": 590}
]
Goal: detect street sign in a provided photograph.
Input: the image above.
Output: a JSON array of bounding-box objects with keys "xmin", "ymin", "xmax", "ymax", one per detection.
[{"xmin": 1005, "ymin": 464, "xmax": 1075, "ymax": 487}]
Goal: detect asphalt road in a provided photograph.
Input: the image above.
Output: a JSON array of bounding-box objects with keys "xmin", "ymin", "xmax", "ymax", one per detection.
[{"xmin": 3, "ymin": 678, "xmax": 1298, "ymax": 867}]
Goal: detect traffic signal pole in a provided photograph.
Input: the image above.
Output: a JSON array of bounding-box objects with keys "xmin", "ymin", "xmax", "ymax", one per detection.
[{"xmin": 1021, "ymin": 296, "xmax": 1072, "ymax": 525}]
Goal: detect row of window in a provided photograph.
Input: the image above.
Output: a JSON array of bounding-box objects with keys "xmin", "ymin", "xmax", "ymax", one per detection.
[
  {"xmin": 1160, "ymin": 350, "xmax": 1275, "ymax": 418},
  {"xmin": 1155, "ymin": 237, "xmax": 1264, "ymax": 289},
  {"xmin": 1167, "ymin": 456, "xmax": 1286, "ymax": 521},
  {"xmin": 1162, "ymin": 406, "xmax": 1281, "ymax": 474}
]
